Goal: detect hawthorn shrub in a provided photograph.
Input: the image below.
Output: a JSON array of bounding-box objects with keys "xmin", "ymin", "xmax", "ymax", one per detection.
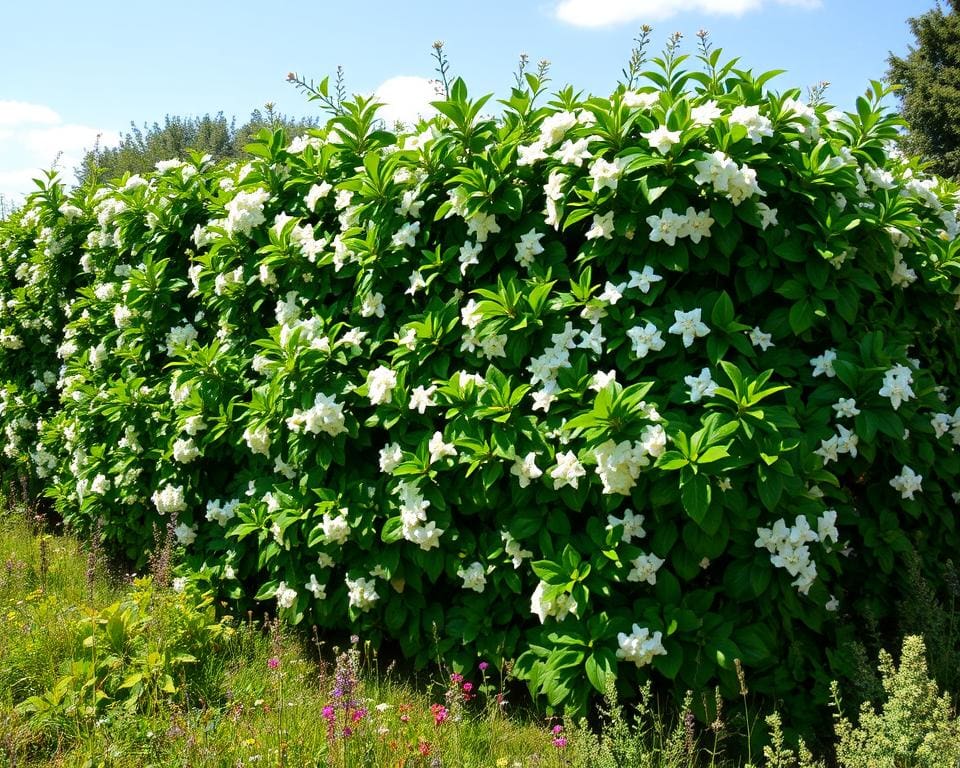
[{"xmin": 1, "ymin": 41, "xmax": 960, "ymax": 722}]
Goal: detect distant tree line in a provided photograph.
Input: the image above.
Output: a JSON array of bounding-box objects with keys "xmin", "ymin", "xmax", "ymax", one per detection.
[{"xmin": 77, "ymin": 107, "xmax": 320, "ymax": 186}]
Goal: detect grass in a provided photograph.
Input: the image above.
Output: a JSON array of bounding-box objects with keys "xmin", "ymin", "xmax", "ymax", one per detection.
[{"xmin": 2, "ymin": 504, "xmax": 960, "ymax": 767}]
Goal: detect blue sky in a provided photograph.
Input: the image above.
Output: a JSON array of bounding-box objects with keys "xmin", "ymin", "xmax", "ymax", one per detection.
[{"xmin": 0, "ymin": 0, "xmax": 937, "ymax": 202}]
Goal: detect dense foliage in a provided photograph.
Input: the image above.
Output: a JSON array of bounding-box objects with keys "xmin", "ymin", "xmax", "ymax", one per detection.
[
  {"xmin": 888, "ymin": 0, "xmax": 960, "ymax": 179},
  {"xmin": 2, "ymin": 41, "xmax": 960, "ymax": 724}
]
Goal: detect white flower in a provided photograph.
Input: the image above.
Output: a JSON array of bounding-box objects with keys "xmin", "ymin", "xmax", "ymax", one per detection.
[
  {"xmin": 879, "ymin": 364, "xmax": 915, "ymax": 410},
  {"xmin": 626, "ymin": 321, "xmax": 666, "ymax": 359},
  {"xmin": 346, "ymin": 576, "xmax": 379, "ymax": 611},
  {"xmin": 646, "ymin": 208, "xmax": 686, "ymax": 246},
  {"xmin": 641, "ymin": 126, "xmax": 682, "ymax": 154},
  {"xmin": 588, "ymin": 157, "xmax": 626, "ymax": 193},
  {"xmin": 428, "ymin": 431, "xmax": 458, "ymax": 464},
  {"xmin": 530, "ymin": 581, "xmax": 578, "ymax": 623},
  {"xmin": 243, "ymin": 425, "xmax": 272, "ymax": 457},
  {"xmin": 578, "ymin": 324, "xmax": 606, "ymax": 355},
  {"xmin": 598, "ymin": 281, "xmax": 626, "ymax": 305},
  {"xmin": 756, "ymin": 202, "xmax": 779, "ymax": 230},
  {"xmin": 459, "ymin": 241, "xmax": 482, "ymax": 275},
  {"xmin": 890, "ymin": 465, "xmax": 922, "ymax": 500},
  {"xmin": 668, "ymin": 308, "xmax": 710, "ymax": 348},
  {"xmin": 683, "ymin": 206, "xmax": 714, "ymax": 243},
  {"xmin": 274, "ymin": 581, "xmax": 297, "ymax": 609},
  {"xmin": 517, "ymin": 140, "xmax": 549, "ymax": 166},
  {"xmin": 729, "ymin": 105, "xmax": 773, "ymax": 144},
  {"xmin": 555, "ymin": 137, "xmax": 592, "ymax": 166},
  {"xmin": 379, "ymin": 443, "xmax": 404, "ymax": 474},
  {"xmin": 810, "ymin": 349, "xmax": 837, "ymax": 378},
  {"xmin": 409, "ymin": 385, "xmax": 438, "ymax": 414},
  {"xmin": 224, "ymin": 188, "xmax": 270, "ymax": 237},
  {"xmin": 748, "ymin": 327, "xmax": 774, "ymax": 351},
  {"xmin": 465, "ymin": 212, "xmax": 500, "ymax": 243},
  {"xmin": 366, "ymin": 366, "xmax": 398, "ymax": 405},
  {"xmin": 616, "ymin": 624, "xmax": 667, "ymax": 668},
  {"xmin": 305, "ymin": 574, "xmax": 326, "ymax": 600},
  {"xmin": 173, "ymin": 437, "xmax": 200, "ymax": 464},
  {"xmin": 551, "ymin": 451, "xmax": 586, "ymax": 490},
  {"xmin": 515, "ymin": 229, "xmax": 546, "ymax": 269},
  {"xmin": 502, "ymin": 530, "xmax": 533, "ymax": 568},
  {"xmin": 360, "ymin": 292, "xmax": 385, "ymax": 319},
  {"xmin": 305, "ymin": 182, "xmax": 332, "ymax": 211},
  {"xmin": 607, "ymin": 508, "xmax": 646, "ymax": 543},
  {"xmin": 405, "ymin": 270, "xmax": 427, "ymax": 297},
  {"xmin": 685, "ymin": 368, "xmax": 718, "ymax": 403},
  {"xmin": 835, "ymin": 424, "xmax": 859, "ymax": 458},
  {"xmin": 627, "ymin": 265, "xmax": 663, "ymax": 294},
  {"xmin": 817, "ymin": 509, "xmax": 839, "ymax": 546},
  {"xmin": 833, "ymin": 398, "xmax": 860, "ymax": 418},
  {"xmin": 457, "ymin": 562, "xmax": 487, "ymax": 593},
  {"xmin": 511, "ymin": 452, "xmax": 543, "ymax": 488},
  {"xmin": 622, "ymin": 90, "xmax": 660, "ymax": 109},
  {"xmin": 539, "ymin": 110, "xmax": 578, "ymax": 145},
  {"xmin": 321, "ymin": 510, "xmax": 351, "ymax": 545},
  {"xmin": 691, "ymin": 100, "xmax": 722, "ymax": 126},
  {"xmin": 152, "ymin": 484, "xmax": 186, "ymax": 515},
  {"xmin": 590, "ymin": 370, "xmax": 618, "ymax": 391},
  {"xmin": 532, "ymin": 390, "xmax": 556, "ymax": 412},
  {"xmin": 585, "ymin": 211, "xmax": 615, "ymax": 240},
  {"xmin": 174, "ymin": 523, "xmax": 197, "ymax": 546},
  {"xmin": 627, "ymin": 552, "xmax": 665, "ymax": 585},
  {"xmin": 391, "ymin": 220, "xmax": 420, "ymax": 249}
]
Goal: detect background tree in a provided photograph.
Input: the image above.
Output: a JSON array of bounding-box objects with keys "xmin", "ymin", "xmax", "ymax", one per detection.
[
  {"xmin": 888, "ymin": 0, "xmax": 960, "ymax": 179},
  {"xmin": 77, "ymin": 107, "xmax": 319, "ymax": 186}
]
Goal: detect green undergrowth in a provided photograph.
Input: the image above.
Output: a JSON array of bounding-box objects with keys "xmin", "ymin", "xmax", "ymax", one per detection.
[{"xmin": 2, "ymin": 505, "xmax": 960, "ymax": 767}]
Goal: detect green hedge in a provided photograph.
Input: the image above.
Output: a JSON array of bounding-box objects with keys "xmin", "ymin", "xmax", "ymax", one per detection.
[{"xmin": 1, "ymin": 44, "xmax": 959, "ymax": 722}]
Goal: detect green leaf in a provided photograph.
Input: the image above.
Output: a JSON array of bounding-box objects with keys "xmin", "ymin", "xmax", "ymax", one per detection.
[
  {"xmin": 681, "ymin": 473, "xmax": 711, "ymax": 526},
  {"xmin": 788, "ymin": 298, "xmax": 814, "ymax": 335},
  {"xmin": 584, "ymin": 648, "xmax": 617, "ymax": 693},
  {"xmin": 711, "ymin": 291, "xmax": 735, "ymax": 328}
]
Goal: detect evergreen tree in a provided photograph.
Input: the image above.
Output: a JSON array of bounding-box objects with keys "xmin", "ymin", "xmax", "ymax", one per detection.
[{"xmin": 888, "ymin": 0, "xmax": 960, "ymax": 179}]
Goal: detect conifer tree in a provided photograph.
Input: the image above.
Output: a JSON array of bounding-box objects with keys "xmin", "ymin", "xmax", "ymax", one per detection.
[{"xmin": 888, "ymin": 0, "xmax": 960, "ymax": 179}]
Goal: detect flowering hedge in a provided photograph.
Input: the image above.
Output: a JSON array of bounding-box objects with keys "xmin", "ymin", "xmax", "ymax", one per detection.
[{"xmin": 2, "ymin": 43, "xmax": 960, "ymax": 719}]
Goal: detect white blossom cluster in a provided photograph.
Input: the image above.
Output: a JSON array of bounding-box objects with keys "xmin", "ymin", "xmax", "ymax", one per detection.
[{"xmin": 755, "ymin": 511, "xmax": 839, "ymax": 595}]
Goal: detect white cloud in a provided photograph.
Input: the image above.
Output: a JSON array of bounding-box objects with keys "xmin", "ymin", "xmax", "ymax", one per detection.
[
  {"xmin": 0, "ymin": 100, "xmax": 60, "ymax": 127},
  {"xmin": 554, "ymin": 0, "xmax": 821, "ymax": 27},
  {"xmin": 374, "ymin": 76, "xmax": 440, "ymax": 127},
  {"xmin": 0, "ymin": 102, "xmax": 118, "ymax": 204}
]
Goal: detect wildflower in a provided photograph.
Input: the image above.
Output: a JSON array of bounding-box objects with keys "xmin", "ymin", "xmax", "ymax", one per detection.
[
  {"xmin": 267, "ymin": 657, "xmax": 280, "ymax": 670},
  {"xmin": 431, "ymin": 703, "xmax": 448, "ymax": 725}
]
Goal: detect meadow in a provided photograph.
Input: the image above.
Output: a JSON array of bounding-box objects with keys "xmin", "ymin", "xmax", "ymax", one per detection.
[{"xmin": 1, "ymin": 497, "xmax": 959, "ymax": 767}]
